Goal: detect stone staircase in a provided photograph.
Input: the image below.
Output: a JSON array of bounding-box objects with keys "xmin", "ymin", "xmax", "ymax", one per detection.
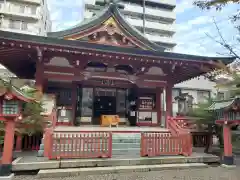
[{"xmin": 112, "ymin": 133, "xmax": 141, "ymax": 158}]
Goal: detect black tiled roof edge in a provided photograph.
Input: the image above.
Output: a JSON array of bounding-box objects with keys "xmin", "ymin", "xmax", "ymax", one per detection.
[{"xmin": 0, "ymin": 30, "xmax": 235, "ymax": 64}]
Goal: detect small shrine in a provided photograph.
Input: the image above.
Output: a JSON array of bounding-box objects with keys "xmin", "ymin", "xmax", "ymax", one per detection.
[
  {"xmin": 0, "ymin": 80, "xmax": 34, "ymax": 176},
  {"xmin": 208, "ymin": 96, "xmax": 240, "ymax": 165}
]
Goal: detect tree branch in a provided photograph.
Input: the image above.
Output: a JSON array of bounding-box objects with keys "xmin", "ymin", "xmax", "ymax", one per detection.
[
  {"xmin": 194, "ymin": 0, "xmax": 240, "ymax": 10},
  {"xmin": 205, "ymin": 17, "xmax": 240, "ymax": 59}
]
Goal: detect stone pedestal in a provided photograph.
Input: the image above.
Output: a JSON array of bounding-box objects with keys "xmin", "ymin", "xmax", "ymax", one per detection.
[
  {"xmin": 223, "ymin": 156, "xmax": 234, "ymax": 165},
  {"xmin": 37, "ymin": 137, "xmax": 44, "ymax": 157},
  {"xmin": 0, "ymin": 173, "xmax": 14, "ymax": 180}
]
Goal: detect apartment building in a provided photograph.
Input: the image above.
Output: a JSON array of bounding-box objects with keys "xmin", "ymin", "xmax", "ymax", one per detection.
[
  {"xmin": 84, "ymin": 0, "xmax": 176, "ymax": 51},
  {"xmin": 0, "ymin": 0, "xmax": 51, "ymax": 36}
]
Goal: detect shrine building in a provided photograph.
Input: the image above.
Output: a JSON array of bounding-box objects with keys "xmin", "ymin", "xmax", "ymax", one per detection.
[{"xmin": 0, "ymin": 3, "xmax": 235, "ymax": 128}]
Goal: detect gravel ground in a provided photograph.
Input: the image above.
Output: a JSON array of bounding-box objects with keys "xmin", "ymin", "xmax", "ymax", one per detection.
[{"xmin": 13, "ymin": 167, "xmax": 240, "ymax": 180}]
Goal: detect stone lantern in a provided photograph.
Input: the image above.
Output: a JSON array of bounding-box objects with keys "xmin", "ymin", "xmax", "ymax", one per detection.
[
  {"xmin": 0, "ymin": 81, "xmax": 34, "ymax": 177},
  {"xmin": 175, "ymin": 93, "xmax": 194, "ymax": 116}
]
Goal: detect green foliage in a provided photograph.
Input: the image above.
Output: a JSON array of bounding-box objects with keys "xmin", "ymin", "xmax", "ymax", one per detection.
[
  {"xmin": 18, "ymin": 87, "xmax": 45, "ymax": 135},
  {"xmin": 188, "ymin": 98, "xmax": 216, "ymax": 125},
  {"xmin": 20, "ymin": 100, "xmax": 45, "ymax": 135},
  {"xmin": 194, "ymin": 0, "xmax": 240, "ymax": 10},
  {"xmin": 218, "ymin": 71, "xmax": 240, "ymax": 97},
  {"xmin": 188, "ymin": 97, "xmax": 224, "ymax": 146},
  {"xmin": 0, "ymin": 135, "xmax": 4, "ymax": 145}
]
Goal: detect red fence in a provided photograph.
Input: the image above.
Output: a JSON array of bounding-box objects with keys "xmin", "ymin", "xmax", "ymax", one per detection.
[
  {"xmin": 171, "ymin": 116, "xmax": 212, "ymax": 148},
  {"xmin": 44, "ymin": 116, "xmax": 193, "ymax": 159},
  {"xmin": 48, "ymin": 131, "xmax": 112, "ymax": 159},
  {"xmin": 141, "ymin": 132, "xmax": 192, "ymax": 157}
]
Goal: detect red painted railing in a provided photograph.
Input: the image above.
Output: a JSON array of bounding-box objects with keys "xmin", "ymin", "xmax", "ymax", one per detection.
[
  {"xmin": 172, "ymin": 116, "xmax": 213, "ymax": 148},
  {"xmin": 168, "ymin": 116, "xmax": 192, "ymax": 156},
  {"xmin": 141, "ymin": 132, "xmax": 191, "ymax": 156},
  {"xmin": 48, "ymin": 131, "xmax": 112, "ymax": 159},
  {"xmin": 140, "ymin": 116, "xmax": 192, "ymax": 157}
]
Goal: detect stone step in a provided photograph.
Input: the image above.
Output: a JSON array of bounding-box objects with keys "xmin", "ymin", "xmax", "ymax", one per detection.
[
  {"xmin": 13, "ymin": 154, "xmax": 220, "ymax": 171},
  {"xmin": 37, "ymin": 163, "xmax": 208, "ymax": 178},
  {"xmin": 112, "ymin": 143, "xmax": 140, "ymax": 149}
]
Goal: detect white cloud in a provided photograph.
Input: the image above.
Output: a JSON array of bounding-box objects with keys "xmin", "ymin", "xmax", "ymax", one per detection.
[
  {"xmin": 175, "ymin": 0, "xmax": 194, "ymax": 13},
  {"xmin": 188, "ymin": 16, "xmax": 211, "ymax": 25},
  {"xmin": 47, "ymin": 0, "xmax": 84, "ymax": 31},
  {"xmin": 174, "ymin": 3, "xmax": 239, "ymax": 56}
]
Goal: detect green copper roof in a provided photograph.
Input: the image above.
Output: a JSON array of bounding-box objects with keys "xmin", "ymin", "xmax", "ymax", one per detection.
[
  {"xmin": 0, "ymin": 79, "xmax": 34, "ymax": 102},
  {"xmin": 47, "ymin": 3, "xmax": 165, "ymax": 51},
  {"xmin": 208, "ymin": 97, "xmax": 240, "ymax": 110}
]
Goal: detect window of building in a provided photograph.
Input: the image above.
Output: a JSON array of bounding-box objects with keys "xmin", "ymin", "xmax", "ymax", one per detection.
[
  {"xmin": 9, "ymin": 19, "xmax": 21, "ymax": 29},
  {"xmin": 217, "ymin": 92, "xmax": 225, "ymax": 100},
  {"xmin": 10, "ymin": 3, "xmax": 24, "ymax": 13},
  {"xmin": 19, "ymin": 4, "xmax": 25, "ymax": 13},
  {"xmin": 9, "ymin": 19, "xmax": 28, "ymax": 30},
  {"xmin": 172, "ymin": 89, "xmax": 181, "ymax": 103},
  {"xmin": 25, "ymin": 5, "xmax": 37, "ymax": 15},
  {"xmin": 30, "ymin": 6, "xmax": 37, "ymax": 15},
  {"xmin": 21, "ymin": 21, "xmax": 28, "ymax": 30},
  {"xmin": 197, "ymin": 90, "xmax": 210, "ymax": 103}
]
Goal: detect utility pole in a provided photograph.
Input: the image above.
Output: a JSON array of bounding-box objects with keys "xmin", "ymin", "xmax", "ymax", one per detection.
[{"xmin": 142, "ymin": 0, "xmax": 146, "ymax": 34}]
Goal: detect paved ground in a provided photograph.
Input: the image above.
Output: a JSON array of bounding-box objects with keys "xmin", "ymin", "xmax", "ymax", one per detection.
[
  {"xmin": 11, "ymin": 150, "xmax": 240, "ymax": 180},
  {"xmin": 13, "ymin": 167, "xmax": 240, "ymax": 180}
]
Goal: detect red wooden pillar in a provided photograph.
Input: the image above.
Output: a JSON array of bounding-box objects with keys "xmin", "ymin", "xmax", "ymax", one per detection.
[
  {"xmin": 223, "ymin": 123, "xmax": 234, "ymax": 165},
  {"xmin": 71, "ymin": 82, "xmax": 77, "ymax": 126},
  {"xmin": 35, "ymin": 48, "xmax": 44, "ymax": 95},
  {"xmin": 15, "ymin": 135, "xmax": 22, "ymax": 152},
  {"xmin": 44, "ymin": 128, "xmax": 52, "ymax": 158},
  {"xmin": 156, "ymin": 88, "xmax": 162, "ymax": 125},
  {"xmin": 0, "ymin": 120, "xmax": 15, "ymax": 176},
  {"xmin": 165, "ymin": 85, "xmax": 173, "ymax": 117},
  {"xmin": 165, "ymin": 85, "xmax": 173, "ymax": 128}
]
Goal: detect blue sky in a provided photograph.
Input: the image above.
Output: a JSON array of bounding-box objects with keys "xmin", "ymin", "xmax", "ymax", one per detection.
[{"xmin": 48, "ymin": 0, "xmax": 239, "ymax": 56}]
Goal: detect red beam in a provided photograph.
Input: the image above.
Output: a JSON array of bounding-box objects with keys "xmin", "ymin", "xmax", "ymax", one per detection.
[
  {"xmin": 44, "ymin": 73, "xmax": 75, "ymax": 81},
  {"xmin": 44, "ymin": 65, "xmax": 74, "ymax": 73}
]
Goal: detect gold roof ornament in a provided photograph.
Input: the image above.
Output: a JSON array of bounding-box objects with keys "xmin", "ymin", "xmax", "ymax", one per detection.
[{"xmin": 103, "ymin": 17, "xmax": 117, "ymax": 27}]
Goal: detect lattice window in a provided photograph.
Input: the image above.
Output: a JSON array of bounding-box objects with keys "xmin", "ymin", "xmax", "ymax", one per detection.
[{"xmin": 2, "ymin": 100, "xmax": 19, "ymax": 115}]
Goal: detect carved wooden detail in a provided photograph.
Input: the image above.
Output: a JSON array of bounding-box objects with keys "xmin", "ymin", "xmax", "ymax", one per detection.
[
  {"xmin": 88, "ymin": 31, "xmax": 137, "ymax": 48},
  {"xmin": 44, "ymin": 57, "xmax": 74, "ymax": 67},
  {"xmin": 64, "ymin": 17, "xmax": 146, "ymax": 49}
]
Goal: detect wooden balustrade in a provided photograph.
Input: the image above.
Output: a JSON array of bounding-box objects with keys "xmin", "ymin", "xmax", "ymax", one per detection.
[
  {"xmin": 48, "ymin": 131, "xmax": 112, "ymax": 159},
  {"xmin": 141, "ymin": 132, "xmax": 189, "ymax": 156},
  {"xmin": 171, "ymin": 116, "xmax": 212, "ymax": 148}
]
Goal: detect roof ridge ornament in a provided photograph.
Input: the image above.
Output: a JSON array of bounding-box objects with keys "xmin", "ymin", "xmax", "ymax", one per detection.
[{"xmin": 104, "ymin": 0, "xmax": 119, "ymax": 5}]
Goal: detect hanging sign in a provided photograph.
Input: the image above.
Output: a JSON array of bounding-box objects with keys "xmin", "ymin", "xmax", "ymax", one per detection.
[{"xmin": 101, "ymin": 79, "xmax": 115, "ymax": 86}]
